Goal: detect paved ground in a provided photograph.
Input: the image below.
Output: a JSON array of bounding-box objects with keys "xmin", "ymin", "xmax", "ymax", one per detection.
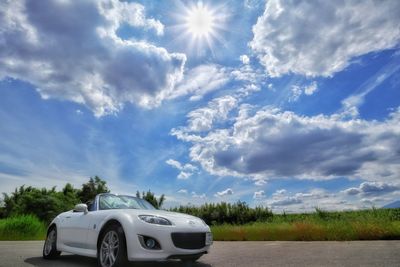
[{"xmin": 0, "ymin": 241, "xmax": 399, "ymax": 267}]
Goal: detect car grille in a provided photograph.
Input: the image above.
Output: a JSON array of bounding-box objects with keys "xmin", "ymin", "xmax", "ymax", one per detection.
[{"xmin": 171, "ymin": 232, "xmax": 206, "ymax": 249}]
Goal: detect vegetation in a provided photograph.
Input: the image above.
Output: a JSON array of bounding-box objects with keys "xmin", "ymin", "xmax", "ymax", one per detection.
[
  {"xmin": 136, "ymin": 190, "xmax": 165, "ymax": 209},
  {"xmin": 0, "ymin": 179, "xmax": 168, "ymax": 240},
  {"xmin": 0, "ymin": 206, "xmax": 398, "ymax": 241},
  {"xmin": 211, "ymin": 208, "xmax": 400, "ymax": 241},
  {"xmin": 172, "ymin": 203, "xmax": 400, "ymax": 241},
  {"xmin": 78, "ymin": 176, "xmax": 110, "ymax": 203},
  {"xmin": 0, "ymin": 179, "xmax": 399, "ymax": 241},
  {"xmin": 0, "ymin": 215, "xmax": 46, "ymax": 240},
  {"xmin": 0, "ymin": 176, "xmax": 109, "ymax": 224},
  {"xmin": 171, "ymin": 201, "xmax": 273, "ymax": 225}
]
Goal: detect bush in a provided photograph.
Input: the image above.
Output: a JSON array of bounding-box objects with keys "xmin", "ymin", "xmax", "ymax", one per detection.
[
  {"xmin": 0, "ymin": 215, "xmax": 46, "ymax": 240},
  {"xmin": 170, "ymin": 201, "xmax": 273, "ymax": 225},
  {"xmin": 210, "ymin": 211, "xmax": 400, "ymax": 241},
  {"xmin": 1, "ymin": 176, "xmax": 109, "ymax": 224}
]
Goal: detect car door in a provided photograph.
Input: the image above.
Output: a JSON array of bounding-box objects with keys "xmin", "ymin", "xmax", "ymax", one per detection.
[{"xmin": 59, "ymin": 210, "xmax": 92, "ymax": 249}]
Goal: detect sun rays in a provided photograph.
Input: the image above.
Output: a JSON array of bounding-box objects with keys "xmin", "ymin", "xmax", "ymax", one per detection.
[{"xmin": 171, "ymin": 1, "xmax": 228, "ymax": 57}]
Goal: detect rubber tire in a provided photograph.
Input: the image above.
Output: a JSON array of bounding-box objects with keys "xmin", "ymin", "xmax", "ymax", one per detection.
[
  {"xmin": 97, "ymin": 224, "xmax": 128, "ymax": 267},
  {"xmin": 42, "ymin": 226, "xmax": 61, "ymax": 259}
]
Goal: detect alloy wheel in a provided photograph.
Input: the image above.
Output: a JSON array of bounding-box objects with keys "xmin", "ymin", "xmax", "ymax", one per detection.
[
  {"xmin": 44, "ymin": 230, "xmax": 56, "ymax": 256},
  {"xmin": 100, "ymin": 230, "xmax": 120, "ymax": 267}
]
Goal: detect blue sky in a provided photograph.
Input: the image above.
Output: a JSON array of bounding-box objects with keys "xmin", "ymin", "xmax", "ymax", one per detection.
[{"xmin": 1, "ymin": 0, "xmax": 400, "ymax": 212}]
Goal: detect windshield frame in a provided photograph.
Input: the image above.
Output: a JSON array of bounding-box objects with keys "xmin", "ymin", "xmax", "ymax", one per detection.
[{"xmin": 97, "ymin": 193, "xmax": 157, "ymax": 211}]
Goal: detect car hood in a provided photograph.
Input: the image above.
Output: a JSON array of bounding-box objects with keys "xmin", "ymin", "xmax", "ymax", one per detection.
[
  {"xmin": 118, "ymin": 209, "xmax": 206, "ymax": 226},
  {"xmin": 129, "ymin": 209, "xmax": 199, "ymax": 220}
]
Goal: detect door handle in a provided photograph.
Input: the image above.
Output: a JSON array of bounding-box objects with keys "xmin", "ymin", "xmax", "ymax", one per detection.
[{"xmin": 65, "ymin": 216, "xmax": 71, "ymax": 218}]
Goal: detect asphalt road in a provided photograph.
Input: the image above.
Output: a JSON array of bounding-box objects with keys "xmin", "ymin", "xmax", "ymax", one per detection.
[{"xmin": 0, "ymin": 241, "xmax": 399, "ymax": 267}]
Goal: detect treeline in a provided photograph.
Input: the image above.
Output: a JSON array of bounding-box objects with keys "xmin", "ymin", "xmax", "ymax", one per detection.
[
  {"xmin": 1, "ymin": 178, "xmax": 274, "ymax": 226},
  {"xmin": 0, "ymin": 177, "xmax": 167, "ymax": 224},
  {"xmin": 170, "ymin": 201, "xmax": 273, "ymax": 225},
  {"xmin": 0, "ymin": 176, "xmax": 109, "ymax": 223}
]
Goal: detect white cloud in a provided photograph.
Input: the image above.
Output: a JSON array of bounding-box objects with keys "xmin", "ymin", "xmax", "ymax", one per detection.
[
  {"xmin": 273, "ymin": 189, "xmax": 287, "ymax": 197},
  {"xmin": 295, "ymin": 189, "xmax": 330, "ymax": 200},
  {"xmin": 244, "ymin": 0, "xmax": 263, "ymax": 9},
  {"xmin": 341, "ymin": 61, "xmax": 400, "ymax": 117},
  {"xmin": 270, "ymin": 196, "xmax": 302, "ymax": 206},
  {"xmin": 343, "ymin": 182, "xmax": 400, "ymax": 196},
  {"xmin": 289, "ymin": 85, "xmax": 303, "ymax": 102},
  {"xmin": 98, "ymin": 0, "xmax": 164, "ymax": 36},
  {"xmin": 361, "ymin": 197, "xmax": 386, "ymax": 206},
  {"xmin": 173, "ymin": 103, "xmax": 400, "ymax": 183},
  {"xmin": 343, "ymin": 188, "xmax": 360, "ymax": 196},
  {"xmin": 265, "ymin": 188, "xmax": 359, "ymax": 212},
  {"xmin": 191, "ymin": 191, "xmax": 206, "ymax": 199},
  {"xmin": 165, "ymin": 159, "xmax": 182, "ymax": 169},
  {"xmin": 185, "ymin": 95, "xmax": 238, "ymax": 132},
  {"xmin": 176, "ymin": 171, "xmax": 191, "ymax": 180},
  {"xmin": 170, "ymin": 52, "xmax": 267, "ymax": 104},
  {"xmin": 250, "ymin": 0, "xmax": 400, "ymax": 77},
  {"xmin": 173, "ymin": 64, "xmax": 230, "ymax": 102},
  {"xmin": 0, "ymin": 0, "xmax": 186, "ymax": 116},
  {"xmin": 171, "ymin": 60, "xmax": 266, "ymax": 104},
  {"xmin": 215, "ymin": 188, "xmax": 234, "ymax": 197},
  {"xmin": 177, "ymin": 189, "xmax": 188, "ymax": 194},
  {"xmin": 240, "ymin": 55, "xmax": 250, "ymax": 65},
  {"xmin": 304, "ymin": 81, "xmax": 318, "ymax": 96},
  {"xmin": 166, "ymin": 159, "xmax": 198, "ymax": 180},
  {"xmin": 253, "ymin": 190, "xmax": 265, "ymax": 199},
  {"xmin": 254, "ymin": 179, "xmax": 267, "ymax": 186},
  {"xmin": 289, "ymin": 81, "xmax": 318, "ymax": 102},
  {"xmin": 231, "ymin": 64, "xmax": 265, "ymax": 87}
]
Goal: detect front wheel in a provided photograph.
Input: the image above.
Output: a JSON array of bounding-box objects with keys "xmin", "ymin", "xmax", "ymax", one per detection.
[
  {"xmin": 97, "ymin": 224, "xmax": 127, "ymax": 267},
  {"xmin": 43, "ymin": 227, "xmax": 61, "ymax": 259}
]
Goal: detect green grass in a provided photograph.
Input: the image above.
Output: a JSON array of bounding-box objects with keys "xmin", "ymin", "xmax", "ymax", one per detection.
[
  {"xmin": 1, "ymin": 208, "xmax": 399, "ymax": 241},
  {"xmin": 0, "ymin": 215, "xmax": 47, "ymax": 240},
  {"xmin": 211, "ymin": 208, "xmax": 400, "ymax": 241}
]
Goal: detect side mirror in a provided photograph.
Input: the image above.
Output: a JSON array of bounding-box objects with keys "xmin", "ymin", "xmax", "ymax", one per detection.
[{"xmin": 74, "ymin": 203, "xmax": 88, "ymax": 214}]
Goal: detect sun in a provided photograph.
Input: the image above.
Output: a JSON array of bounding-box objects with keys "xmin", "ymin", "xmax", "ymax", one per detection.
[
  {"xmin": 185, "ymin": 2, "xmax": 215, "ymax": 38},
  {"xmin": 172, "ymin": 1, "xmax": 228, "ymax": 56}
]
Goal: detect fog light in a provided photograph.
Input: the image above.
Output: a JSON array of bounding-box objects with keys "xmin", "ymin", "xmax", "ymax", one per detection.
[
  {"xmin": 139, "ymin": 235, "xmax": 161, "ymax": 250},
  {"xmin": 145, "ymin": 238, "xmax": 156, "ymax": 249}
]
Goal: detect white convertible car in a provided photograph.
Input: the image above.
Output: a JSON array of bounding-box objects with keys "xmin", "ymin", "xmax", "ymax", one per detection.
[{"xmin": 43, "ymin": 193, "xmax": 212, "ymax": 267}]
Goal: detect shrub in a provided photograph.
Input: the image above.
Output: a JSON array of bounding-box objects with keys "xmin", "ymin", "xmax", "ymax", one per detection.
[
  {"xmin": 170, "ymin": 201, "xmax": 273, "ymax": 225},
  {"xmin": 0, "ymin": 215, "xmax": 46, "ymax": 240}
]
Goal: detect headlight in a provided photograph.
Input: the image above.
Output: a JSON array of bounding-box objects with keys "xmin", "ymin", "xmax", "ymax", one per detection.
[{"xmin": 139, "ymin": 215, "xmax": 172, "ymax": 225}]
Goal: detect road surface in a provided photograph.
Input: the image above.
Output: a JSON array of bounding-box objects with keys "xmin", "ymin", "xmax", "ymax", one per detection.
[{"xmin": 0, "ymin": 241, "xmax": 399, "ymax": 267}]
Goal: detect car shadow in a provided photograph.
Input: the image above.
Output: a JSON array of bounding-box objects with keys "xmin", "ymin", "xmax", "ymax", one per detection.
[{"xmin": 25, "ymin": 255, "xmax": 212, "ymax": 267}]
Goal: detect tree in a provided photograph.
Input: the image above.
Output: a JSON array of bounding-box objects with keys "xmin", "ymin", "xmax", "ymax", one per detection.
[
  {"xmin": 2, "ymin": 185, "xmax": 34, "ymax": 218},
  {"xmin": 170, "ymin": 201, "xmax": 273, "ymax": 225},
  {"xmin": 1, "ymin": 185, "xmax": 76, "ymax": 223},
  {"xmin": 62, "ymin": 183, "xmax": 75, "ymax": 195},
  {"xmin": 0, "ymin": 177, "xmax": 110, "ymax": 223},
  {"xmin": 77, "ymin": 176, "xmax": 109, "ymax": 203},
  {"xmin": 136, "ymin": 190, "xmax": 165, "ymax": 209},
  {"xmin": 0, "ymin": 198, "xmax": 5, "ymax": 219},
  {"xmin": 60, "ymin": 183, "xmax": 80, "ymax": 211}
]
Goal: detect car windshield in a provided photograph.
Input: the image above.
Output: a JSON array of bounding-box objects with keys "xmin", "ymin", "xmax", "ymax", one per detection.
[{"xmin": 99, "ymin": 194, "xmax": 156, "ymax": 210}]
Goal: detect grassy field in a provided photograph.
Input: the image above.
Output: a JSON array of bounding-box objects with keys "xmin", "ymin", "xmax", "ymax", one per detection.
[
  {"xmin": 212, "ymin": 208, "xmax": 400, "ymax": 241},
  {"xmin": 0, "ymin": 208, "xmax": 399, "ymax": 241},
  {"xmin": 0, "ymin": 215, "xmax": 46, "ymax": 240}
]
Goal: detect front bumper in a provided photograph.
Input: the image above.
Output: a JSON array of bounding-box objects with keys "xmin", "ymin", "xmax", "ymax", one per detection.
[{"xmin": 125, "ymin": 221, "xmax": 212, "ymax": 261}]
